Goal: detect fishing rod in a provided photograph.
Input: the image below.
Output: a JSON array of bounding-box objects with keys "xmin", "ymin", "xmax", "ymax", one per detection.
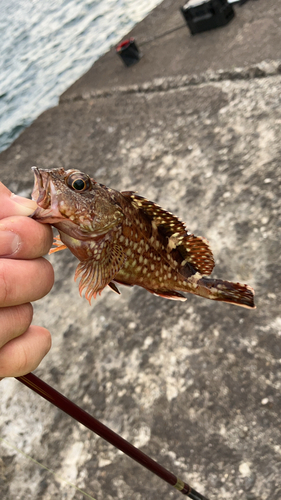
[{"xmin": 16, "ymin": 372, "xmax": 209, "ymax": 500}]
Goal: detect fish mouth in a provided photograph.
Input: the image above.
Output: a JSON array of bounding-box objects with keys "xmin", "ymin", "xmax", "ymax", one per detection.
[
  {"xmin": 31, "ymin": 166, "xmax": 66, "ymax": 223},
  {"xmin": 31, "ymin": 166, "xmax": 49, "ymax": 206}
]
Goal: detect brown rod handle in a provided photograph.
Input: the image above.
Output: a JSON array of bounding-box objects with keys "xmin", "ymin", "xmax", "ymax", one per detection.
[{"xmin": 16, "ymin": 373, "xmax": 209, "ymax": 500}]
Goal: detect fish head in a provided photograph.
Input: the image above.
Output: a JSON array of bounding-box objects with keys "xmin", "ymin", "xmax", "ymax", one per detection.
[{"xmin": 31, "ymin": 167, "xmax": 123, "ymax": 238}]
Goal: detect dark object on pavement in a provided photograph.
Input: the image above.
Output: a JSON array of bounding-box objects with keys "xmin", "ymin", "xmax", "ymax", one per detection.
[
  {"xmin": 181, "ymin": 0, "xmax": 235, "ymax": 35},
  {"xmin": 116, "ymin": 38, "xmax": 142, "ymax": 67}
]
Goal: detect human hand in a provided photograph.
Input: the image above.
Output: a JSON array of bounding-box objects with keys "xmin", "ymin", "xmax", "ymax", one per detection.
[{"xmin": 0, "ymin": 181, "xmax": 54, "ymax": 378}]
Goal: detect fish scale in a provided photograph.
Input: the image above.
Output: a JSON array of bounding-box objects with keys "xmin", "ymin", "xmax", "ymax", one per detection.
[{"xmin": 31, "ymin": 166, "xmax": 255, "ymax": 309}]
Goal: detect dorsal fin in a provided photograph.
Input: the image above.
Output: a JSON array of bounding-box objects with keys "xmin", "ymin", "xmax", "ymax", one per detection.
[
  {"xmin": 121, "ymin": 193, "xmax": 215, "ymax": 276},
  {"xmin": 122, "ymin": 192, "xmax": 187, "ymax": 237},
  {"xmin": 175, "ymin": 234, "xmax": 215, "ymax": 276}
]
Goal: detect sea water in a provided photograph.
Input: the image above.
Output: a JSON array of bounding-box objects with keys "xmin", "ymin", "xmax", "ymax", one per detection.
[{"xmin": 0, "ymin": 0, "xmax": 162, "ymax": 153}]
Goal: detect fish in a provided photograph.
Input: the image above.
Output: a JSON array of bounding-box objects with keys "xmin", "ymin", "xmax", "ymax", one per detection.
[{"xmin": 31, "ymin": 167, "xmax": 255, "ymax": 309}]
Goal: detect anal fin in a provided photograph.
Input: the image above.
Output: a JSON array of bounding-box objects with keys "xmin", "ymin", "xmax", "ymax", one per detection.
[{"xmin": 146, "ymin": 288, "xmax": 187, "ymax": 302}]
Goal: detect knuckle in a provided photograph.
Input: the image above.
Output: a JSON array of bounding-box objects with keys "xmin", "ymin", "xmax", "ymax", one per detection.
[
  {"xmin": 16, "ymin": 346, "xmax": 29, "ymax": 375},
  {"xmin": 41, "ymin": 327, "xmax": 52, "ymax": 354},
  {"xmin": 33, "ymin": 219, "xmax": 53, "ymax": 255},
  {"xmin": 41, "ymin": 258, "xmax": 55, "ymax": 292},
  {"xmin": 0, "ymin": 260, "xmax": 10, "ymax": 304},
  {"xmin": 13, "ymin": 303, "xmax": 33, "ymax": 330}
]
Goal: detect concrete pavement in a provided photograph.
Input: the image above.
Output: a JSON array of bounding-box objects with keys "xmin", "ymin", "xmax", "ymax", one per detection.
[{"xmin": 0, "ymin": 1, "xmax": 281, "ymax": 499}]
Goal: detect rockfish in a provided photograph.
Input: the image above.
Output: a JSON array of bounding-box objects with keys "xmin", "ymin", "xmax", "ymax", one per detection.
[{"xmin": 31, "ymin": 167, "xmax": 255, "ymax": 309}]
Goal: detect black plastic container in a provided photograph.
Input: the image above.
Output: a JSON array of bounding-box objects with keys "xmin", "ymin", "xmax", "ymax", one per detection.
[
  {"xmin": 116, "ymin": 38, "xmax": 142, "ymax": 67},
  {"xmin": 181, "ymin": 0, "xmax": 235, "ymax": 35},
  {"xmin": 228, "ymin": 0, "xmax": 250, "ymax": 4}
]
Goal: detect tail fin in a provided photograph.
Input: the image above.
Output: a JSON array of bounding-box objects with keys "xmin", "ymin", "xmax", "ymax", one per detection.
[{"xmin": 197, "ymin": 277, "xmax": 255, "ymax": 309}]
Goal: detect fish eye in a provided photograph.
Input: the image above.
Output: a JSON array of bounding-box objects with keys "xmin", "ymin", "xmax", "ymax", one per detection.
[
  {"xmin": 66, "ymin": 172, "xmax": 92, "ymax": 192},
  {"xmin": 72, "ymin": 178, "xmax": 86, "ymax": 190}
]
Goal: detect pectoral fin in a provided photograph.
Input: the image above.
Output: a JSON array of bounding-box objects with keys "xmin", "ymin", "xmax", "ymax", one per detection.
[
  {"xmin": 74, "ymin": 245, "xmax": 126, "ymax": 304},
  {"xmin": 49, "ymin": 235, "xmax": 68, "ymax": 254}
]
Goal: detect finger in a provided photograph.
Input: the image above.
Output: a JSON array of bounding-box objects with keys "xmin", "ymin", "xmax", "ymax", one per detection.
[
  {"xmin": 0, "ymin": 325, "xmax": 52, "ymax": 377},
  {"xmin": 0, "ymin": 303, "xmax": 33, "ymax": 348},
  {"xmin": 0, "ymin": 182, "xmax": 37, "ymax": 218},
  {"xmin": 0, "ymin": 258, "xmax": 54, "ymax": 307},
  {"xmin": 0, "ymin": 216, "xmax": 53, "ymax": 259}
]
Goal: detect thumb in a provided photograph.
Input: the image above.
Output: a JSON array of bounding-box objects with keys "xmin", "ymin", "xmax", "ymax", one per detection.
[{"xmin": 0, "ymin": 182, "xmax": 37, "ymax": 218}]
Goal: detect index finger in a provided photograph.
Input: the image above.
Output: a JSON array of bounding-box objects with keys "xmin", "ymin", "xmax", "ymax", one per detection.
[{"xmin": 0, "ymin": 182, "xmax": 37, "ymax": 219}]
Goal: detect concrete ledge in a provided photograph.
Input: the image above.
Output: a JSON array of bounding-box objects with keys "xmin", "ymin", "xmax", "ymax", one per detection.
[{"xmin": 59, "ymin": 59, "xmax": 281, "ymax": 103}]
